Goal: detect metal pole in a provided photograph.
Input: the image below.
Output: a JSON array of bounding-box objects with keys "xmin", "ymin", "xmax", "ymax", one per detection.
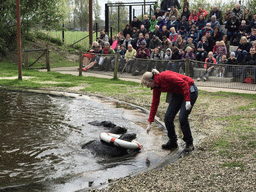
[
  {"xmin": 105, "ymin": 4, "xmax": 109, "ymax": 35},
  {"xmin": 110, "ymin": 27, "xmax": 113, "ymax": 40},
  {"xmin": 133, "ymin": 9, "xmax": 135, "ymax": 17},
  {"xmin": 16, "ymin": 0, "xmax": 22, "ymax": 80},
  {"xmin": 96, "ymin": 23, "xmax": 98, "ymax": 40},
  {"xmin": 62, "ymin": 22, "xmax": 64, "ymax": 43},
  {"xmin": 118, "ymin": 6, "xmax": 120, "ymax": 32},
  {"xmin": 144, "ymin": 0, "xmax": 146, "ymax": 16},
  {"xmin": 129, "ymin": 5, "xmax": 132, "ymax": 24},
  {"xmin": 150, "ymin": 5, "xmax": 152, "ymax": 18},
  {"xmin": 89, "ymin": 0, "xmax": 93, "ymax": 46},
  {"xmin": 142, "ymin": 5, "xmax": 143, "ymax": 21}
]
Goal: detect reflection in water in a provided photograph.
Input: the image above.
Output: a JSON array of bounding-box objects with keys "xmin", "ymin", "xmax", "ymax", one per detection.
[{"xmin": 0, "ymin": 90, "xmax": 169, "ymax": 191}]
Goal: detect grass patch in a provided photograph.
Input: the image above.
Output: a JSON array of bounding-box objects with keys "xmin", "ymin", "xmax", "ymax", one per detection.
[{"xmin": 221, "ymin": 161, "xmax": 245, "ymax": 171}]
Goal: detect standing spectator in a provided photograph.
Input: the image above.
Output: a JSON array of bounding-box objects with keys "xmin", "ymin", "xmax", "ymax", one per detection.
[
  {"xmin": 149, "ymin": 15, "xmax": 158, "ymax": 33},
  {"xmin": 169, "ymin": 6, "xmax": 180, "ymax": 20},
  {"xmin": 224, "ymin": 8, "xmax": 232, "ymax": 25},
  {"xmin": 132, "ymin": 41, "xmax": 151, "ymax": 76},
  {"xmin": 166, "ymin": 0, "xmax": 181, "ymax": 10},
  {"xmin": 209, "ymin": 5, "xmax": 223, "ymax": 24},
  {"xmin": 232, "ymin": 3, "xmax": 243, "ymax": 21},
  {"xmin": 98, "ymin": 30, "xmax": 109, "ymax": 47},
  {"xmin": 225, "ymin": 15, "xmax": 240, "ymax": 44},
  {"xmin": 123, "ymin": 24, "xmax": 132, "ymax": 39},
  {"xmin": 156, "ymin": 16, "xmax": 167, "ymax": 32},
  {"xmin": 169, "ymin": 27, "xmax": 178, "ymax": 42},
  {"xmin": 161, "ymin": 0, "xmax": 168, "ymax": 12},
  {"xmin": 142, "ymin": 15, "xmax": 151, "ymax": 30},
  {"xmin": 195, "ymin": 36, "xmax": 208, "ymax": 61},
  {"xmin": 154, "ymin": 7, "xmax": 163, "ymax": 19},
  {"xmin": 197, "ymin": 7, "xmax": 208, "ymax": 19},
  {"xmin": 160, "ymin": 25, "xmax": 170, "ymax": 41},
  {"xmin": 188, "ymin": 9, "xmax": 198, "ymax": 23},
  {"xmin": 124, "ymin": 44, "xmax": 136, "ymax": 73},
  {"xmin": 234, "ymin": 36, "xmax": 252, "ymax": 63},
  {"xmin": 242, "ymin": 47, "xmax": 256, "ymax": 83},
  {"xmin": 209, "ymin": 15, "xmax": 220, "ymax": 29},
  {"xmin": 197, "ymin": 51, "xmax": 217, "ymax": 81},
  {"xmin": 181, "ymin": 7, "xmax": 190, "ymax": 21},
  {"xmin": 167, "ymin": 16, "xmax": 179, "ymax": 31},
  {"xmin": 242, "ymin": 9, "xmax": 252, "ymax": 25},
  {"xmin": 196, "ymin": 15, "xmax": 207, "ymax": 31},
  {"xmin": 131, "ymin": 16, "xmax": 142, "ymax": 29}
]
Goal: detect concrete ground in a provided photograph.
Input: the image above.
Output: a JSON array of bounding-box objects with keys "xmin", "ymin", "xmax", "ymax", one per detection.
[{"xmin": 48, "ymin": 66, "xmax": 256, "ymax": 94}]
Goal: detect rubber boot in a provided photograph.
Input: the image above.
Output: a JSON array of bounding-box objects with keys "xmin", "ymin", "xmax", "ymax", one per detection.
[
  {"xmin": 162, "ymin": 139, "xmax": 178, "ymax": 150},
  {"xmin": 184, "ymin": 140, "xmax": 194, "ymax": 152}
]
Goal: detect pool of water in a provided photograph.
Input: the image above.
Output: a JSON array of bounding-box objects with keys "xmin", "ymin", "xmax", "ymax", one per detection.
[{"xmin": 0, "ymin": 89, "xmax": 169, "ymax": 191}]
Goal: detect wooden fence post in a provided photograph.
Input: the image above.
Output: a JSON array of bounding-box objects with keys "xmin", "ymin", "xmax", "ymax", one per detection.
[
  {"xmin": 113, "ymin": 52, "xmax": 120, "ymax": 80},
  {"xmin": 185, "ymin": 55, "xmax": 190, "ymax": 77},
  {"xmin": 79, "ymin": 49, "xmax": 83, "ymax": 76},
  {"xmin": 46, "ymin": 45, "xmax": 50, "ymax": 71},
  {"xmin": 24, "ymin": 51, "xmax": 28, "ymax": 69}
]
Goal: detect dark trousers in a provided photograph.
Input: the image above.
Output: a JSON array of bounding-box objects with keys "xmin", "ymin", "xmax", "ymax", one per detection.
[{"xmin": 164, "ymin": 84, "xmax": 198, "ymax": 142}]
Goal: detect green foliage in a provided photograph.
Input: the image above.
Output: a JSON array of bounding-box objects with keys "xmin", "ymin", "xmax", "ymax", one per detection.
[{"xmin": 35, "ymin": 32, "xmax": 64, "ymax": 46}]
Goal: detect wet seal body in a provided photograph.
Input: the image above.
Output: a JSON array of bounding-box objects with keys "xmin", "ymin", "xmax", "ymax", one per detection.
[{"xmin": 82, "ymin": 121, "xmax": 140, "ymax": 158}]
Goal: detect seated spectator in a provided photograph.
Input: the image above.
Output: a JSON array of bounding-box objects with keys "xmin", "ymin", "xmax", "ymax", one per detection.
[
  {"xmin": 111, "ymin": 35, "xmax": 118, "ymax": 50},
  {"xmin": 187, "ymin": 28, "xmax": 198, "ymax": 43},
  {"xmin": 136, "ymin": 33, "xmax": 147, "ymax": 49},
  {"xmin": 241, "ymin": 47, "xmax": 256, "ymax": 83},
  {"xmin": 142, "ymin": 15, "xmax": 151, "ymax": 30},
  {"xmin": 196, "ymin": 15, "xmax": 207, "ymax": 31},
  {"xmin": 249, "ymin": 29, "xmax": 256, "ymax": 42},
  {"xmin": 99, "ymin": 42, "xmax": 115, "ymax": 71},
  {"xmin": 149, "ymin": 15, "xmax": 158, "ymax": 33},
  {"xmin": 216, "ymin": 55, "xmax": 227, "ymax": 77},
  {"xmin": 149, "ymin": 48, "xmax": 162, "ymax": 70},
  {"xmin": 161, "ymin": 35, "xmax": 172, "ymax": 56},
  {"xmin": 224, "ymin": 52, "xmax": 238, "ymax": 78},
  {"xmin": 242, "ymin": 9, "xmax": 252, "ymax": 25},
  {"xmin": 172, "ymin": 34, "xmax": 186, "ymax": 54},
  {"xmin": 187, "ymin": 20, "xmax": 193, "ymax": 32},
  {"xmin": 178, "ymin": 26, "xmax": 188, "ymax": 40},
  {"xmin": 164, "ymin": 48, "xmax": 172, "ymax": 60},
  {"xmin": 167, "ymin": 16, "xmax": 179, "ymax": 31},
  {"xmin": 98, "ymin": 30, "xmax": 109, "ymax": 47},
  {"xmin": 151, "ymin": 25, "xmax": 161, "ymax": 39},
  {"xmin": 179, "ymin": 46, "xmax": 195, "ymax": 75},
  {"xmin": 138, "ymin": 24, "xmax": 148, "ymax": 36},
  {"xmin": 82, "ymin": 41, "xmax": 101, "ymax": 70},
  {"xmin": 197, "ymin": 7, "xmax": 208, "ymax": 19},
  {"xmin": 123, "ymin": 24, "xmax": 132, "ymax": 39},
  {"xmin": 236, "ymin": 20, "xmax": 248, "ymax": 44},
  {"xmin": 169, "ymin": 6, "xmax": 180, "ymax": 20},
  {"xmin": 232, "ymin": 3, "xmax": 243, "ymax": 21},
  {"xmin": 178, "ymin": 16, "xmax": 189, "ymax": 32},
  {"xmin": 124, "ymin": 44, "xmax": 136, "ymax": 73},
  {"xmin": 248, "ymin": 14, "xmax": 256, "ymax": 33},
  {"xmin": 162, "ymin": 11, "xmax": 170, "ymax": 22},
  {"xmin": 131, "ymin": 16, "xmax": 142, "ymax": 29},
  {"xmin": 212, "ymin": 41, "xmax": 220, "ymax": 58},
  {"xmin": 234, "ymin": 36, "xmax": 252, "ymax": 63},
  {"xmin": 149, "ymin": 35, "xmax": 162, "ymax": 52},
  {"xmin": 209, "ymin": 15, "xmax": 220, "ymax": 29},
  {"xmin": 160, "ymin": 25, "xmax": 170, "ymax": 41},
  {"xmin": 211, "ymin": 26, "xmax": 223, "ymax": 44},
  {"xmin": 197, "ymin": 51, "xmax": 217, "ymax": 81},
  {"xmin": 195, "ymin": 36, "xmax": 208, "ymax": 61},
  {"xmin": 222, "ymin": 35, "xmax": 230, "ymax": 57},
  {"xmin": 181, "ymin": 7, "xmax": 190, "ymax": 21},
  {"xmin": 154, "ymin": 7, "xmax": 163, "ymax": 19},
  {"xmin": 144, "ymin": 33, "xmax": 151, "ymax": 49},
  {"xmin": 186, "ymin": 37, "xmax": 196, "ymax": 52},
  {"xmin": 200, "ymin": 23, "xmax": 213, "ymax": 40},
  {"xmin": 225, "ymin": 15, "xmax": 240, "ymax": 44},
  {"xmin": 123, "ymin": 33, "xmax": 133, "ymax": 49},
  {"xmin": 156, "ymin": 16, "xmax": 167, "ymax": 32},
  {"xmin": 209, "ymin": 5, "xmax": 223, "ymax": 24},
  {"xmin": 205, "ymin": 31, "xmax": 214, "ymax": 52},
  {"xmin": 224, "ymin": 8, "xmax": 232, "ymax": 25},
  {"xmin": 131, "ymin": 27, "xmax": 139, "ymax": 40},
  {"xmin": 132, "ymin": 41, "xmax": 151, "ymax": 75},
  {"xmin": 111, "ymin": 44, "xmax": 126, "ymax": 71},
  {"xmin": 169, "ymin": 27, "xmax": 178, "ymax": 42},
  {"xmin": 188, "ymin": 9, "xmax": 198, "ymax": 23},
  {"xmin": 117, "ymin": 32, "xmax": 125, "ymax": 45},
  {"xmin": 215, "ymin": 40, "xmax": 227, "ymax": 63}
]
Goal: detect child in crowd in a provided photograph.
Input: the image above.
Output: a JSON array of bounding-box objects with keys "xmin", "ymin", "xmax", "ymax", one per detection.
[
  {"xmin": 164, "ymin": 48, "xmax": 172, "ymax": 60},
  {"xmin": 186, "ymin": 38, "xmax": 196, "ymax": 53},
  {"xmin": 169, "ymin": 27, "xmax": 178, "ymax": 42},
  {"xmin": 150, "ymin": 48, "xmax": 162, "ymax": 70},
  {"xmin": 215, "ymin": 40, "xmax": 227, "ymax": 63},
  {"xmin": 224, "ymin": 52, "xmax": 238, "ymax": 78},
  {"xmin": 216, "ymin": 55, "xmax": 227, "ymax": 77},
  {"xmin": 197, "ymin": 51, "xmax": 217, "ymax": 81},
  {"xmin": 179, "ymin": 46, "xmax": 194, "ymax": 74},
  {"xmin": 212, "ymin": 41, "xmax": 220, "ymax": 58},
  {"xmin": 248, "ymin": 29, "xmax": 256, "ymax": 42},
  {"xmin": 178, "ymin": 26, "xmax": 187, "ymax": 40}
]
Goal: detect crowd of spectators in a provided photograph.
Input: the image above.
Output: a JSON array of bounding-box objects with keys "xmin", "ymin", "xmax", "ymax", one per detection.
[{"xmin": 83, "ymin": 3, "xmax": 256, "ymax": 83}]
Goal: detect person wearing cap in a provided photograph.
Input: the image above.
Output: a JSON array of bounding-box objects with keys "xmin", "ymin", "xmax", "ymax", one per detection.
[
  {"xmin": 141, "ymin": 69, "xmax": 198, "ymax": 152},
  {"xmin": 154, "ymin": 7, "xmax": 163, "ymax": 19},
  {"xmin": 209, "ymin": 5, "xmax": 223, "ymax": 24},
  {"xmin": 132, "ymin": 41, "xmax": 150, "ymax": 76},
  {"xmin": 131, "ymin": 16, "xmax": 142, "ymax": 30}
]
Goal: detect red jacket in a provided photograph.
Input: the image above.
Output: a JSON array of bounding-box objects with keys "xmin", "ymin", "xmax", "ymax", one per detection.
[
  {"xmin": 197, "ymin": 10, "xmax": 208, "ymax": 18},
  {"xmin": 148, "ymin": 71, "xmax": 194, "ymax": 122}
]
